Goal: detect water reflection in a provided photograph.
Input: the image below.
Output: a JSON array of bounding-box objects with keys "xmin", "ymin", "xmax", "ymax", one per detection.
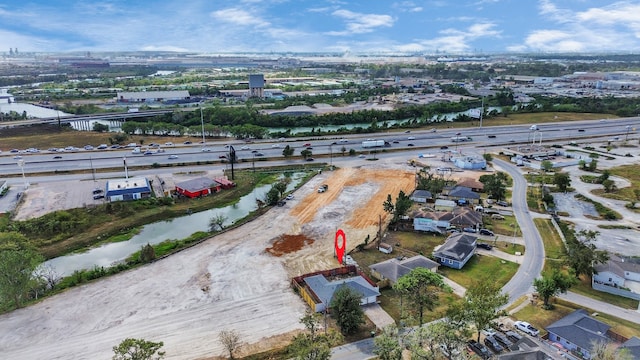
[{"xmin": 44, "ymin": 172, "xmax": 306, "ymax": 275}]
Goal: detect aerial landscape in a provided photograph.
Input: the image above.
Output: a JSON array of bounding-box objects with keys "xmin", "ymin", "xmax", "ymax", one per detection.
[{"xmin": 2, "ymin": 1, "xmax": 640, "ymax": 360}]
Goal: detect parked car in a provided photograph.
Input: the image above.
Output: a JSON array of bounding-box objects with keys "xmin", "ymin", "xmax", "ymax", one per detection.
[
  {"xmin": 463, "ymin": 227, "xmax": 477, "ymax": 233},
  {"xmin": 285, "ymin": 194, "xmax": 294, "ymax": 200},
  {"xmin": 514, "ymin": 321, "xmax": 539, "ymax": 336},
  {"xmin": 496, "ymin": 200, "xmax": 510, "ymax": 207},
  {"xmin": 484, "ymin": 335, "xmax": 504, "ymax": 353},
  {"xmin": 93, "ymin": 194, "xmax": 105, "ymax": 200},
  {"xmin": 276, "ymin": 201, "xmax": 286, "ymax": 207},
  {"xmin": 481, "ymin": 328, "xmax": 497, "ymax": 337},
  {"xmin": 467, "ymin": 340, "xmax": 491, "ymax": 359},
  {"xmin": 479, "ymin": 229, "xmax": 495, "ymax": 236},
  {"xmin": 505, "ymin": 330, "xmax": 523, "ymax": 342},
  {"xmin": 491, "ymin": 214, "xmax": 505, "ymax": 220},
  {"xmin": 493, "ymin": 332, "xmax": 514, "ymax": 348},
  {"xmin": 477, "ymin": 243, "xmax": 493, "ymax": 250},
  {"xmin": 92, "ymin": 189, "xmax": 103, "ymax": 195}
]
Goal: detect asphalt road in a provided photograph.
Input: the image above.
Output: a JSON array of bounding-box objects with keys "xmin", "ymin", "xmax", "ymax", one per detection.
[{"xmin": 494, "ymin": 158, "xmax": 546, "ymax": 304}]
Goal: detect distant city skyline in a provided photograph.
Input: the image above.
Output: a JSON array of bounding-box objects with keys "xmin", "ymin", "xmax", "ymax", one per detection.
[{"xmin": 1, "ymin": 1, "xmax": 640, "ymax": 55}]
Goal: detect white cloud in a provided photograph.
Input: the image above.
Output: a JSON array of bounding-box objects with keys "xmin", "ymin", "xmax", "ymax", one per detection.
[
  {"xmin": 210, "ymin": 8, "xmax": 270, "ymax": 27},
  {"xmin": 329, "ymin": 9, "xmax": 394, "ymax": 35}
]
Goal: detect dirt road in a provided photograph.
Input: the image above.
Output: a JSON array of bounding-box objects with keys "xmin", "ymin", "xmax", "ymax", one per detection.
[{"xmin": 0, "ymin": 164, "xmax": 416, "ymax": 359}]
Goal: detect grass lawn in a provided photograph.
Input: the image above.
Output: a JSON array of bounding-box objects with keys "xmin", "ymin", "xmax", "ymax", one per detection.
[
  {"xmin": 438, "ymin": 254, "xmax": 519, "ymax": 289},
  {"xmin": 570, "ymin": 276, "xmax": 639, "ymax": 310},
  {"xmin": 513, "ymin": 298, "xmax": 640, "ymax": 339},
  {"xmin": 591, "ymin": 165, "xmax": 640, "ymax": 212},
  {"xmin": 534, "ymin": 218, "xmax": 566, "ymax": 271}
]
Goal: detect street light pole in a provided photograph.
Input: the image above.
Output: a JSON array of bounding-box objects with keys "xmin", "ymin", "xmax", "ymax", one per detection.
[
  {"xmin": 479, "ymin": 97, "xmax": 484, "ymax": 128},
  {"xmin": 626, "ymin": 125, "xmax": 631, "ymax": 141},
  {"xmin": 17, "ymin": 160, "xmax": 28, "ymax": 189}
]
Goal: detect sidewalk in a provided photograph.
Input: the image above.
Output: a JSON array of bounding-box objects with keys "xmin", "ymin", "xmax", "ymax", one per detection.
[{"xmin": 559, "ymin": 291, "xmax": 640, "ymax": 324}]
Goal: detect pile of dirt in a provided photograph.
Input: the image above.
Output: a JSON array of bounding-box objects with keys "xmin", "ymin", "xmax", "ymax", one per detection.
[{"xmin": 266, "ymin": 234, "xmax": 315, "ymax": 257}]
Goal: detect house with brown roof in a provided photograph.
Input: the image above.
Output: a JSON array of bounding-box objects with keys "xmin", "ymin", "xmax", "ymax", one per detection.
[{"xmin": 456, "ymin": 177, "xmax": 484, "ymax": 192}]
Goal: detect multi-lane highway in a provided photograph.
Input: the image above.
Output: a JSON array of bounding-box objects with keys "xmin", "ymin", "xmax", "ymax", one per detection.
[{"xmin": 1, "ymin": 117, "xmax": 637, "ymax": 176}]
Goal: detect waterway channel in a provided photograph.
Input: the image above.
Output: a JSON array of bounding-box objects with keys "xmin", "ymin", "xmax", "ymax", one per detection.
[{"xmin": 44, "ymin": 172, "xmax": 307, "ymax": 276}]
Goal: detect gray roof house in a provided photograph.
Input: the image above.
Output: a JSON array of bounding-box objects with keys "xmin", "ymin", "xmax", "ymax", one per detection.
[
  {"xmin": 446, "ymin": 185, "xmax": 481, "ymax": 205},
  {"xmin": 620, "ymin": 336, "xmax": 640, "ymax": 359},
  {"xmin": 433, "ymin": 233, "xmax": 477, "ymax": 269},
  {"xmin": 303, "ymin": 274, "xmax": 380, "ymax": 313},
  {"xmin": 410, "ymin": 190, "xmax": 433, "ymax": 203},
  {"xmin": 546, "ymin": 309, "xmax": 610, "ymax": 359},
  {"xmin": 369, "ymin": 255, "xmax": 439, "ymax": 284},
  {"xmin": 592, "ymin": 254, "xmax": 640, "ymax": 301}
]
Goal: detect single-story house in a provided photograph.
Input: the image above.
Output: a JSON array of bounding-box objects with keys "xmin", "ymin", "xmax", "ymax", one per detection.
[
  {"xmin": 369, "ymin": 255, "xmax": 439, "ymax": 285},
  {"xmin": 456, "ymin": 177, "xmax": 484, "ymax": 192},
  {"xmin": 433, "ymin": 233, "xmax": 477, "ymax": 269},
  {"xmin": 546, "ymin": 309, "xmax": 611, "ymax": 359},
  {"xmin": 444, "ymin": 185, "xmax": 481, "ymax": 205},
  {"xmin": 292, "ymin": 266, "xmax": 380, "ymax": 313},
  {"xmin": 449, "ymin": 208, "xmax": 483, "ymax": 229},
  {"xmin": 592, "ymin": 254, "xmax": 640, "ymax": 300},
  {"xmin": 105, "ymin": 177, "xmax": 152, "ymax": 202},
  {"xmin": 413, "ymin": 217, "xmax": 446, "ymax": 234},
  {"xmin": 410, "ymin": 190, "xmax": 433, "ymax": 203},
  {"xmin": 620, "ymin": 337, "xmax": 640, "ymax": 359},
  {"xmin": 435, "ymin": 199, "xmax": 456, "ymax": 212},
  {"xmin": 175, "ymin": 177, "xmax": 222, "ymax": 198}
]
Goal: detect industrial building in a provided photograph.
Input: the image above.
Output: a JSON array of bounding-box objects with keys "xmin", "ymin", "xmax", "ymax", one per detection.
[{"xmin": 105, "ymin": 177, "xmax": 152, "ymax": 202}]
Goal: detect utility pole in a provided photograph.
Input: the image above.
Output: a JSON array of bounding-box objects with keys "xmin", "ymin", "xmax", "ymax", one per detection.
[
  {"xmin": 479, "ymin": 96, "xmax": 484, "ymax": 128},
  {"xmin": 90, "ymin": 156, "xmax": 96, "ymax": 181}
]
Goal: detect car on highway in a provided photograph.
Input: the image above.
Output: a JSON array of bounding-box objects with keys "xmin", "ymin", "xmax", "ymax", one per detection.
[
  {"xmin": 255, "ymin": 152, "xmax": 264, "ymax": 157},
  {"xmin": 488, "ymin": 135, "xmax": 497, "ymax": 138},
  {"xmin": 53, "ymin": 155, "xmax": 62, "ymax": 159},
  {"xmin": 84, "ymin": 145, "xmax": 94, "ymax": 150},
  {"xmin": 358, "ymin": 154, "xmax": 366, "ymax": 158},
  {"xmin": 440, "ymin": 145, "xmax": 448, "ymax": 149},
  {"xmin": 165, "ymin": 142, "xmax": 174, "ymax": 146},
  {"xmin": 219, "ymin": 155, "xmax": 227, "ymax": 159},
  {"xmin": 407, "ymin": 143, "xmax": 415, "ymax": 146},
  {"xmin": 168, "ymin": 155, "xmax": 179, "ymax": 159},
  {"xmin": 201, "ymin": 148, "xmax": 212, "ymax": 152},
  {"xmin": 339, "ymin": 138, "xmax": 349, "ymax": 143},
  {"xmin": 407, "ymin": 136, "xmax": 415, "ymax": 140},
  {"xmin": 251, "ymin": 150, "xmax": 259, "ymax": 153},
  {"xmin": 305, "ymin": 158, "xmax": 314, "ymax": 161},
  {"xmin": 514, "ymin": 321, "xmax": 539, "ymax": 336},
  {"xmin": 578, "ymin": 129, "xmax": 585, "ymax": 132},
  {"xmin": 183, "ymin": 141, "xmax": 192, "ymax": 145},
  {"xmin": 144, "ymin": 151, "xmax": 154, "ymax": 155},
  {"xmin": 13, "ymin": 155, "xmax": 22, "ymax": 160},
  {"xmin": 240, "ymin": 145, "xmax": 250, "ymax": 150},
  {"xmin": 392, "ymin": 140, "xmax": 400, "ymax": 144},
  {"xmin": 97, "ymin": 144, "xmax": 108, "ymax": 149},
  {"xmin": 303, "ymin": 143, "xmax": 311, "ymax": 147},
  {"xmin": 271, "ymin": 144, "xmax": 280, "ymax": 148}
]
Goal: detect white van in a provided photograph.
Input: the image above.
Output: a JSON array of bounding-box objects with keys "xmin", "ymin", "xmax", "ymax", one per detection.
[{"xmin": 132, "ymin": 147, "xmax": 141, "ymax": 154}]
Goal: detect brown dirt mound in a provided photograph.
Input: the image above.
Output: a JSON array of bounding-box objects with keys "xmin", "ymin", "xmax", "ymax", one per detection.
[{"xmin": 266, "ymin": 234, "xmax": 315, "ymax": 257}]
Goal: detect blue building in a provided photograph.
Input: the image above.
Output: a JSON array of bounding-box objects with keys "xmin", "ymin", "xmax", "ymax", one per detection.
[{"xmin": 105, "ymin": 177, "xmax": 152, "ymax": 202}]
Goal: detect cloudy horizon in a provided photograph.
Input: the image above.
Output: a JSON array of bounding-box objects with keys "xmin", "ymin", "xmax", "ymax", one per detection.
[{"xmin": 1, "ymin": 0, "xmax": 640, "ymax": 55}]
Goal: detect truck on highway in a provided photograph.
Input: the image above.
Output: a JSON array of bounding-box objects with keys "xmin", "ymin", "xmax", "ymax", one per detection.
[
  {"xmin": 361, "ymin": 140, "xmax": 389, "ymax": 148},
  {"xmin": 450, "ymin": 136, "xmax": 472, "ymax": 142}
]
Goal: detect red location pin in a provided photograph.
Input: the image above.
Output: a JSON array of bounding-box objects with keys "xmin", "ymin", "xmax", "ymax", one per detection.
[{"xmin": 335, "ymin": 229, "xmax": 346, "ymax": 264}]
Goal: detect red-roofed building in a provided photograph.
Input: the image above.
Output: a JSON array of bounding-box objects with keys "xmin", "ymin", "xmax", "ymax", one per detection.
[
  {"xmin": 214, "ymin": 177, "xmax": 236, "ymax": 189},
  {"xmin": 175, "ymin": 177, "xmax": 221, "ymax": 198}
]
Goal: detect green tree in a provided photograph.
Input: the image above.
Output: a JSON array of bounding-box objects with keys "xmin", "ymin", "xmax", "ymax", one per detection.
[
  {"xmin": 373, "ymin": 326, "xmax": 403, "ymax": 360},
  {"xmin": 301, "ymin": 149, "xmax": 313, "ymax": 160},
  {"xmin": 382, "ymin": 191, "xmax": 412, "ymax": 224},
  {"xmin": 289, "ymin": 311, "xmax": 343, "ymax": 360},
  {"xmin": 456, "ymin": 278, "xmax": 508, "ymax": 342},
  {"xmin": 93, "ymin": 122, "xmax": 109, "ymax": 132},
  {"xmin": 282, "ymin": 145, "xmax": 295, "ymax": 158},
  {"xmin": 566, "ymin": 230, "xmax": 609, "ymax": 279},
  {"xmin": 533, "ymin": 268, "xmax": 577, "ymax": 309},
  {"xmin": 602, "ymin": 179, "xmax": 616, "ymax": 193},
  {"xmin": 590, "ymin": 341, "xmax": 632, "ymax": 360},
  {"xmin": 139, "ymin": 243, "xmax": 156, "ymax": 263},
  {"xmin": 541, "ymin": 160, "xmax": 553, "ymax": 172},
  {"xmin": 479, "ymin": 173, "xmax": 507, "ymax": 201},
  {"xmin": 112, "ymin": 338, "xmax": 165, "ymax": 360},
  {"xmin": 393, "ymin": 268, "xmax": 451, "ymax": 326},
  {"xmin": 410, "ymin": 318, "xmax": 470, "ymax": 360},
  {"xmin": 553, "ymin": 172, "xmax": 572, "ymax": 192},
  {"xmin": 330, "ymin": 286, "xmax": 365, "ymax": 335},
  {"xmin": 482, "ymin": 152, "xmax": 493, "ymax": 162},
  {"xmin": 0, "ymin": 235, "xmax": 44, "ymax": 308},
  {"xmin": 209, "ymin": 214, "xmax": 228, "ymax": 232}
]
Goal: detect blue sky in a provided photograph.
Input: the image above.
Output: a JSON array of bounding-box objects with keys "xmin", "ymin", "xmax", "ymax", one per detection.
[{"xmin": 1, "ymin": 0, "xmax": 640, "ymax": 54}]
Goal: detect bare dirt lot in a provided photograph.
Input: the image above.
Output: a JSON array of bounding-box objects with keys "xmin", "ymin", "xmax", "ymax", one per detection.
[{"xmin": 0, "ymin": 164, "xmax": 416, "ymax": 359}]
